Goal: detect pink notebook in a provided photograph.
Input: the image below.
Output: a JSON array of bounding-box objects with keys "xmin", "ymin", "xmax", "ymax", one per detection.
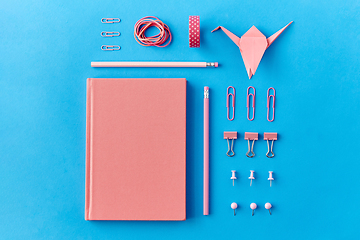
[{"xmin": 85, "ymin": 78, "xmax": 186, "ymax": 221}]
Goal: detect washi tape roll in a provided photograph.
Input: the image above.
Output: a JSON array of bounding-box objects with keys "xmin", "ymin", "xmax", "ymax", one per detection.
[{"xmin": 189, "ymin": 16, "xmax": 200, "ymax": 48}]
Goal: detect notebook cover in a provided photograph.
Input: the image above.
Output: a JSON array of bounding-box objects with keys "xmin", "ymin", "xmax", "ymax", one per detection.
[{"xmin": 85, "ymin": 78, "xmax": 186, "ymax": 221}]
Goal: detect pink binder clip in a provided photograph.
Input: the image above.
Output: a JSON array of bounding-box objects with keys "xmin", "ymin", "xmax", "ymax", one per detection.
[
  {"xmin": 226, "ymin": 86, "xmax": 235, "ymax": 121},
  {"xmin": 224, "ymin": 131, "xmax": 237, "ymax": 157},
  {"xmin": 247, "ymin": 86, "xmax": 255, "ymax": 121},
  {"xmin": 267, "ymin": 87, "xmax": 275, "ymax": 122},
  {"xmin": 264, "ymin": 132, "xmax": 277, "ymax": 158},
  {"xmin": 244, "ymin": 132, "xmax": 258, "ymax": 158}
]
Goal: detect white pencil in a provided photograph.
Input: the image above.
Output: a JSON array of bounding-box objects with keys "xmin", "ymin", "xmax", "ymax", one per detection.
[{"xmin": 91, "ymin": 62, "xmax": 218, "ymax": 68}]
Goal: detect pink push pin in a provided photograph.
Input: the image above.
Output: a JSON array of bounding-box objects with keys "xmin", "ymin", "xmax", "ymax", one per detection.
[
  {"xmin": 250, "ymin": 203, "xmax": 257, "ymax": 216},
  {"xmin": 248, "ymin": 170, "xmax": 255, "ymax": 186},
  {"xmin": 268, "ymin": 171, "xmax": 274, "ymax": 187},
  {"xmin": 231, "ymin": 170, "xmax": 237, "ymax": 186},
  {"xmin": 231, "ymin": 202, "xmax": 238, "ymax": 216},
  {"xmin": 265, "ymin": 202, "xmax": 272, "ymax": 215}
]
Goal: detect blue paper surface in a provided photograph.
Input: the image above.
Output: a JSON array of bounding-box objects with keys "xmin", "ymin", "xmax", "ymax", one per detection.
[{"xmin": 0, "ymin": 0, "xmax": 360, "ymax": 239}]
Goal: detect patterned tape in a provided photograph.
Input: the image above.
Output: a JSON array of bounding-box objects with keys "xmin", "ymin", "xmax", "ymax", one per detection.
[{"xmin": 189, "ymin": 16, "xmax": 200, "ymax": 48}]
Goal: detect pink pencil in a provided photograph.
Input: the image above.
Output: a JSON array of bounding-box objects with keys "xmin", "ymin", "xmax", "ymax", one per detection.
[
  {"xmin": 91, "ymin": 62, "xmax": 218, "ymax": 68},
  {"xmin": 204, "ymin": 86, "xmax": 209, "ymax": 215}
]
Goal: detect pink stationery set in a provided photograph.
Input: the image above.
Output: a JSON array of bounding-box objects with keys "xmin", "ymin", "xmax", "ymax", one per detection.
[{"xmin": 87, "ymin": 16, "xmax": 291, "ymax": 219}]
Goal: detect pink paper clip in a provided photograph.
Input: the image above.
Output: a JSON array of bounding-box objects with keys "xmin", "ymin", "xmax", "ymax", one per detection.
[
  {"xmin": 101, "ymin": 45, "xmax": 121, "ymax": 51},
  {"xmin": 226, "ymin": 86, "xmax": 235, "ymax": 121},
  {"xmin": 247, "ymin": 86, "xmax": 255, "ymax": 121},
  {"xmin": 264, "ymin": 132, "xmax": 277, "ymax": 158},
  {"xmin": 244, "ymin": 132, "xmax": 258, "ymax": 158},
  {"xmin": 267, "ymin": 87, "xmax": 275, "ymax": 122},
  {"xmin": 101, "ymin": 18, "xmax": 121, "ymax": 23},
  {"xmin": 101, "ymin": 31, "xmax": 121, "ymax": 37},
  {"xmin": 224, "ymin": 131, "xmax": 237, "ymax": 157}
]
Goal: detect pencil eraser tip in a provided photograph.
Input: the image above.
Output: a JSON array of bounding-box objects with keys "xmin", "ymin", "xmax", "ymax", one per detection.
[
  {"xmin": 204, "ymin": 86, "xmax": 209, "ymax": 90},
  {"xmin": 215, "ymin": 62, "xmax": 218, "ymax": 67}
]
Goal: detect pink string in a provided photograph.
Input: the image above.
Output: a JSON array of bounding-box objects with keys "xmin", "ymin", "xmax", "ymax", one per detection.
[{"xmin": 134, "ymin": 16, "xmax": 172, "ymax": 47}]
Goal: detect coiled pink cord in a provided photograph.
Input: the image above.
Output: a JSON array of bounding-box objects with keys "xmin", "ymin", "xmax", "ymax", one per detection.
[{"xmin": 134, "ymin": 16, "xmax": 172, "ymax": 47}]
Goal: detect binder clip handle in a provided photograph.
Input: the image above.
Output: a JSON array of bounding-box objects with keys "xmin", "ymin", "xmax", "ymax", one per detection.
[
  {"xmin": 224, "ymin": 132, "xmax": 237, "ymax": 157},
  {"xmin": 266, "ymin": 144, "xmax": 275, "ymax": 158}
]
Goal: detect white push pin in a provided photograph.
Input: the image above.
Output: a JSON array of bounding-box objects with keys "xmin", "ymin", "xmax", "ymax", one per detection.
[
  {"xmin": 250, "ymin": 203, "xmax": 257, "ymax": 216},
  {"xmin": 265, "ymin": 202, "xmax": 272, "ymax": 215},
  {"xmin": 268, "ymin": 171, "xmax": 274, "ymax": 187},
  {"xmin": 231, "ymin": 202, "xmax": 238, "ymax": 216},
  {"xmin": 248, "ymin": 170, "xmax": 255, "ymax": 186},
  {"xmin": 230, "ymin": 170, "xmax": 237, "ymax": 186}
]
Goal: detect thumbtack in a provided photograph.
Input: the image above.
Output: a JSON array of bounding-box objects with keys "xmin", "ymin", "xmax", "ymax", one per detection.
[
  {"xmin": 250, "ymin": 203, "xmax": 257, "ymax": 216},
  {"xmin": 230, "ymin": 170, "xmax": 237, "ymax": 186},
  {"xmin": 231, "ymin": 202, "xmax": 238, "ymax": 216},
  {"xmin": 244, "ymin": 132, "xmax": 258, "ymax": 158},
  {"xmin": 265, "ymin": 202, "xmax": 272, "ymax": 215},
  {"xmin": 268, "ymin": 171, "xmax": 274, "ymax": 187},
  {"xmin": 248, "ymin": 170, "xmax": 255, "ymax": 186},
  {"xmin": 224, "ymin": 131, "xmax": 237, "ymax": 157}
]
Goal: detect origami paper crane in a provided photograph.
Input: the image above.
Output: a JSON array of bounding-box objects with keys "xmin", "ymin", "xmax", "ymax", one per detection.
[{"xmin": 212, "ymin": 21, "xmax": 293, "ymax": 79}]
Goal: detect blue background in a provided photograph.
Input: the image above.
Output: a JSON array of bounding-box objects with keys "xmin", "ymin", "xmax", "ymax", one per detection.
[{"xmin": 1, "ymin": 0, "xmax": 359, "ymax": 239}]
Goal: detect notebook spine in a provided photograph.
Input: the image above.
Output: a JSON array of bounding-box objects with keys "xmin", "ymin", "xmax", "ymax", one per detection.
[{"xmin": 85, "ymin": 79, "xmax": 93, "ymax": 220}]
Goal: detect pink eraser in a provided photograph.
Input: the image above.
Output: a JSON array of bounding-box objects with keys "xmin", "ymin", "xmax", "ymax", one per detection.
[
  {"xmin": 264, "ymin": 132, "xmax": 277, "ymax": 140},
  {"xmin": 244, "ymin": 132, "xmax": 258, "ymax": 140},
  {"xmin": 204, "ymin": 86, "xmax": 209, "ymax": 90},
  {"xmin": 215, "ymin": 62, "xmax": 218, "ymax": 67},
  {"xmin": 224, "ymin": 131, "xmax": 237, "ymax": 139}
]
